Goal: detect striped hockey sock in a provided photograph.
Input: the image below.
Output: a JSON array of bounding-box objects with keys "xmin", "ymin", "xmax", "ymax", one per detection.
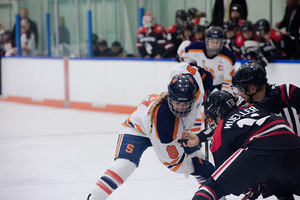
[{"xmin": 88, "ymin": 158, "xmax": 136, "ymax": 200}]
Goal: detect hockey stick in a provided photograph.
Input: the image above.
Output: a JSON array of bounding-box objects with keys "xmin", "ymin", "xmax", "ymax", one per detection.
[{"xmin": 201, "ymin": 59, "xmax": 209, "ymax": 161}]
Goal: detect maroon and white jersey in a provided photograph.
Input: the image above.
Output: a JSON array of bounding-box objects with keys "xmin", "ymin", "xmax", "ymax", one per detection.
[
  {"xmin": 211, "ymin": 104, "xmax": 300, "ymax": 169},
  {"xmin": 257, "ymin": 29, "xmax": 286, "ymax": 62},
  {"xmin": 259, "ymin": 83, "xmax": 300, "ymax": 136},
  {"xmin": 136, "ymin": 24, "xmax": 166, "ymax": 58},
  {"xmin": 164, "ymin": 24, "xmax": 183, "ymax": 58}
]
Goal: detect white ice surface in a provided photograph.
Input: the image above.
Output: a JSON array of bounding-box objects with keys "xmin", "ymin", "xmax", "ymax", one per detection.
[{"xmin": 0, "ymin": 101, "xmax": 299, "ymax": 200}]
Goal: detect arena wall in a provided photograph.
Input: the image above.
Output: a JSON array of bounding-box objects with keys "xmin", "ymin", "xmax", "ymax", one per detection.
[{"xmin": 1, "ymin": 57, "xmax": 299, "ymax": 114}]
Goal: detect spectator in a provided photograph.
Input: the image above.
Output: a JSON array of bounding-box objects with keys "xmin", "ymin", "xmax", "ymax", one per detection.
[
  {"xmin": 98, "ymin": 40, "xmax": 113, "ymax": 57},
  {"xmin": 0, "ymin": 24, "xmax": 4, "ymax": 41},
  {"xmin": 234, "ymin": 20, "xmax": 259, "ymax": 60},
  {"xmin": 92, "ymin": 34, "xmax": 99, "ymax": 44},
  {"xmin": 164, "ymin": 10, "xmax": 188, "ymax": 58},
  {"xmin": 11, "ymin": 7, "xmax": 38, "ymax": 49},
  {"xmin": 84, "ymin": 34, "xmax": 100, "ymax": 57},
  {"xmin": 0, "ymin": 31, "xmax": 15, "ymax": 56},
  {"xmin": 19, "ymin": 19, "xmax": 36, "ymax": 56},
  {"xmin": 230, "ymin": 4, "xmax": 246, "ymax": 29},
  {"xmin": 0, "ymin": 24, "xmax": 5, "ymax": 55},
  {"xmin": 275, "ymin": 0, "xmax": 300, "ymax": 59},
  {"xmin": 110, "ymin": 41, "xmax": 125, "ymax": 57},
  {"xmin": 254, "ymin": 19, "xmax": 286, "ymax": 67},
  {"xmin": 136, "ymin": 13, "xmax": 166, "ymax": 58},
  {"xmin": 53, "ymin": 16, "xmax": 70, "ymax": 57},
  {"xmin": 54, "ymin": 16, "xmax": 70, "ymax": 45},
  {"xmin": 211, "ymin": 0, "xmax": 248, "ymax": 27}
]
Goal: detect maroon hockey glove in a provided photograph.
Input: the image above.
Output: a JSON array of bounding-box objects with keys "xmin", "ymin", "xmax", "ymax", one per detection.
[{"xmin": 242, "ymin": 183, "xmax": 267, "ymax": 200}]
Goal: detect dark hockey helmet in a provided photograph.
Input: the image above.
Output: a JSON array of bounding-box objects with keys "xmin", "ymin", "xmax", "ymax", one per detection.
[
  {"xmin": 181, "ymin": 21, "xmax": 193, "ymax": 32},
  {"xmin": 176, "ymin": 9, "xmax": 188, "ymax": 21},
  {"xmin": 230, "ymin": 4, "xmax": 244, "ymax": 14},
  {"xmin": 204, "ymin": 90, "xmax": 237, "ymax": 122},
  {"xmin": 193, "ymin": 25, "xmax": 206, "ymax": 34},
  {"xmin": 230, "ymin": 4, "xmax": 245, "ymax": 20},
  {"xmin": 187, "ymin": 7, "xmax": 199, "ymax": 19},
  {"xmin": 175, "ymin": 9, "xmax": 188, "ymax": 27},
  {"xmin": 168, "ymin": 74, "xmax": 196, "ymax": 118},
  {"xmin": 254, "ymin": 19, "xmax": 270, "ymax": 37},
  {"xmin": 241, "ymin": 20, "xmax": 254, "ymax": 33},
  {"xmin": 223, "ymin": 21, "xmax": 236, "ymax": 33},
  {"xmin": 205, "ymin": 26, "xmax": 225, "ymax": 55},
  {"xmin": 231, "ymin": 61, "xmax": 268, "ymax": 94}
]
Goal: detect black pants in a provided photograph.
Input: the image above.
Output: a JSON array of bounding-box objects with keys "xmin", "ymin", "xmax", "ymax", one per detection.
[{"xmin": 192, "ymin": 148, "xmax": 300, "ymax": 200}]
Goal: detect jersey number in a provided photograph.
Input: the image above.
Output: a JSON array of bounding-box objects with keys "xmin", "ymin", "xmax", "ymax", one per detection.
[
  {"xmin": 141, "ymin": 93, "xmax": 162, "ymax": 107},
  {"xmin": 186, "ymin": 65, "xmax": 197, "ymax": 75},
  {"xmin": 166, "ymin": 145, "xmax": 179, "ymax": 159}
]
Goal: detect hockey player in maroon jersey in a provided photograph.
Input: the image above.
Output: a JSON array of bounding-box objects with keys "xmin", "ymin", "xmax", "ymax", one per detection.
[
  {"xmin": 187, "ymin": 7, "xmax": 200, "ymax": 25},
  {"xmin": 193, "ymin": 25, "xmax": 206, "ymax": 42},
  {"xmin": 231, "ymin": 61, "xmax": 300, "ymax": 136},
  {"xmin": 183, "ymin": 90, "xmax": 300, "ymax": 200},
  {"xmin": 254, "ymin": 19, "xmax": 286, "ymax": 67},
  {"xmin": 164, "ymin": 10, "xmax": 188, "ymax": 58},
  {"xmin": 181, "ymin": 22, "xmax": 197, "ymax": 42},
  {"xmin": 234, "ymin": 21, "xmax": 260, "ymax": 60},
  {"xmin": 230, "ymin": 61, "xmax": 300, "ymax": 200},
  {"xmin": 136, "ymin": 13, "xmax": 166, "ymax": 58},
  {"xmin": 223, "ymin": 21, "xmax": 239, "ymax": 53}
]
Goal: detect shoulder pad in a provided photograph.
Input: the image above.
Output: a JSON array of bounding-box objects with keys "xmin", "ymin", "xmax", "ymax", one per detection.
[
  {"xmin": 153, "ymin": 24, "xmax": 166, "ymax": 34},
  {"xmin": 166, "ymin": 24, "xmax": 178, "ymax": 33},
  {"xmin": 218, "ymin": 47, "xmax": 236, "ymax": 65},
  {"xmin": 137, "ymin": 26, "xmax": 147, "ymax": 34},
  {"xmin": 186, "ymin": 41, "xmax": 205, "ymax": 52},
  {"xmin": 269, "ymin": 29, "xmax": 283, "ymax": 42}
]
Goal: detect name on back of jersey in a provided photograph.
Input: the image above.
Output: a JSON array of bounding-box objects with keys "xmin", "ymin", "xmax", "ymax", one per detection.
[{"xmin": 224, "ymin": 106, "xmax": 259, "ymax": 129}]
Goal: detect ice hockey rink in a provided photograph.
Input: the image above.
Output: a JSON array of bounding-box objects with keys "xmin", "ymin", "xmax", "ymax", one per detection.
[{"xmin": 1, "ymin": 101, "xmax": 299, "ymax": 200}]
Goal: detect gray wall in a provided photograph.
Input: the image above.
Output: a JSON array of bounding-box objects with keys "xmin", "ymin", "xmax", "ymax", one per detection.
[{"xmin": 0, "ymin": 0, "xmax": 287, "ymax": 57}]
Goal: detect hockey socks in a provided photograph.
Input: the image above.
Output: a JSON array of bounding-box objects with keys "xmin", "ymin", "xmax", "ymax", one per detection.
[{"xmin": 88, "ymin": 158, "xmax": 136, "ymax": 200}]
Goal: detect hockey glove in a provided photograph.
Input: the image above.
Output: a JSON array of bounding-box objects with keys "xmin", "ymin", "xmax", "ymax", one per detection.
[
  {"xmin": 196, "ymin": 124, "xmax": 216, "ymax": 143},
  {"xmin": 242, "ymin": 183, "xmax": 267, "ymax": 200},
  {"xmin": 191, "ymin": 156, "xmax": 215, "ymax": 179}
]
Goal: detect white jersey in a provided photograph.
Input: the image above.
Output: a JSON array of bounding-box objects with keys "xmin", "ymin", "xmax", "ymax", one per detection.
[
  {"xmin": 120, "ymin": 62, "xmax": 205, "ymax": 174},
  {"xmin": 177, "ymin": 41, "xmax": 236, "ymax": 92}
]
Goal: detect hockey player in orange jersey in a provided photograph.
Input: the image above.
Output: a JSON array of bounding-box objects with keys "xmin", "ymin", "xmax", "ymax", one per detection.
[{"xmin": 87, "ymin": 62, "xmax": 214, "ymax": 200}]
